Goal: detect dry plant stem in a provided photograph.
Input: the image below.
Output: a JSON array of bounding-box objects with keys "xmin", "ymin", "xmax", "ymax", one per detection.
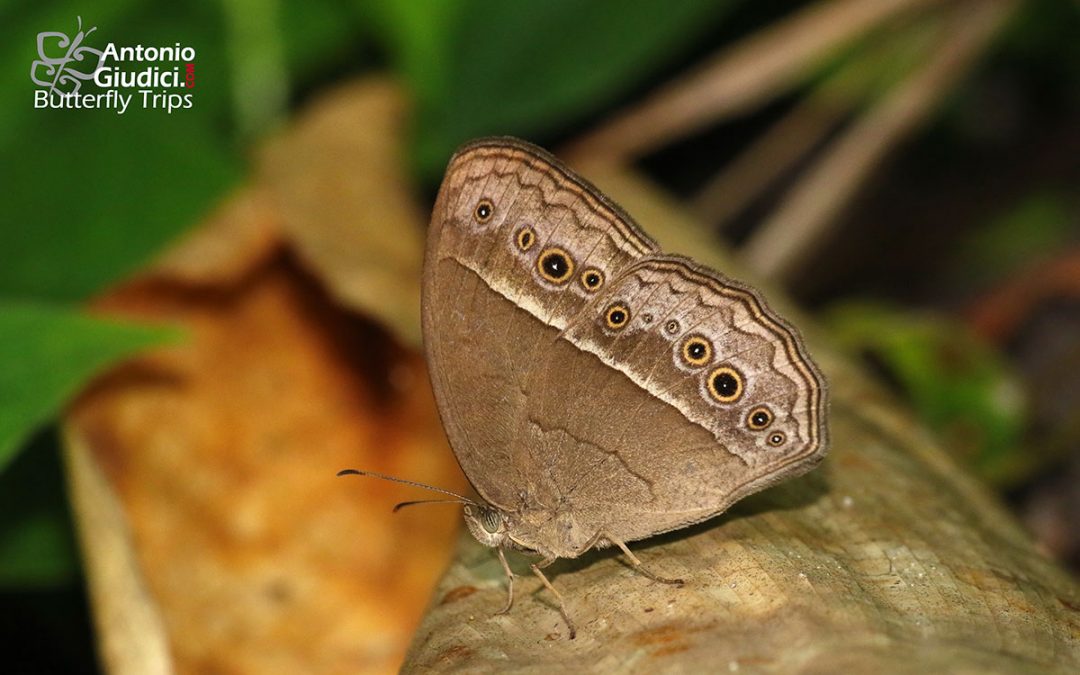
[
  {"xmin": 742, "ymin": 0, "xmax": 1019, "ymax": 281},
  {"xmin": 691, "ymin": 94, "xmax": 844, "ymax": 230},
  {"xmin": 563, "ymin": 0, "xmax": 942, "ymax": 164},
  {"xmin": 691, "ymin": 13, "xmax": 943, "ymax": 231}
]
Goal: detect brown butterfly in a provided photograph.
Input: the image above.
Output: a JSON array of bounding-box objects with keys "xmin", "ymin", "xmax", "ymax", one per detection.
[{"xmin": 340, "ymin": 137, "xmax": 828, "ymax": 638}]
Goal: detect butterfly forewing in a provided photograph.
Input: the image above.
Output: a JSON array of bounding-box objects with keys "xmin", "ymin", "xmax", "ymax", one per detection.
[{"xmin": 423, "ymin": 138, "xmax": 659, "ymax": 509}]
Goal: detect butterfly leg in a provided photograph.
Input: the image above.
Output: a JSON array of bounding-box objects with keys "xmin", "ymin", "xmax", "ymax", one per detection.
[
  {"xmin": 611, "ymin": 537, "xmax": 684, "ymax": 586},
  {"xmin": 495, "ymin": 546, "xmax": 515, "ymax": 614},
  {"xmin": 530, "ymin": 557, "xmax": 576, "ymax": 639}
]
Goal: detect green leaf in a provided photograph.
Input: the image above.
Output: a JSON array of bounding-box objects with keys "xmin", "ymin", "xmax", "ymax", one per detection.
[
  {"xmin": 0, "ymin": 108, "xmax": 240, "ymax": 301},
  {"xmin": 381, "ymin": 0, "xmax": 740, "ymax": 177},
  {"xmin": 0, "ymin": 301, "xmax": 181, "ymax": 472},
  {"xmin": 0, "ymin": 4, "xmax": 241, "ymax": 301}
]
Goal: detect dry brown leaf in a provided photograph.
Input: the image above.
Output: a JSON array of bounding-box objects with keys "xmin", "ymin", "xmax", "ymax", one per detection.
[
  {"xmin": 69, "ymin": 254, "xmax": 466, "ymax": 675},
  {"xmin": 151, "ymin": 187, "xmax": 283, "ymax": 287},
  {"xmin": 64, "ymin": 427, "xmax": 174, "ymax": 675},
  {"xmin": 261, "ymin": 78, "xmax": 426, "ymax": 348},
  {"xmin": 64, "ymin": 77, "xmax": 465, "ymax": 675}
]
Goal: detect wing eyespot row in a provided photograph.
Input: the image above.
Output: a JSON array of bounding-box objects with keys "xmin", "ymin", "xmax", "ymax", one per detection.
[
  {"xmin": 450, "ymin": 148, "xmax": 825, "ymax": 463},
  {"xmin": 640, "ymin": 259, "xmax": 825, "ymax": 456},
  {"xmin": 451, "ymin": 144, "xmax": 656, "ymax": 256}
]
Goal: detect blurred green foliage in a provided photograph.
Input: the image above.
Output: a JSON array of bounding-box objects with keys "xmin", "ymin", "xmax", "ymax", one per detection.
[
  {"xmin": 826, "ymin": 302, "xmax": 1029, "ymax": 487},
  {"xmin": 0, "ymin": 302, "xmax": 180, "ymax": 472},
  {"xmin": 953, "ymin": 189, "xmax": 1076, "ymax": 290},
  {"xmin": 363, "ymin": 0, "xmax": 738, "ymax": 178}
]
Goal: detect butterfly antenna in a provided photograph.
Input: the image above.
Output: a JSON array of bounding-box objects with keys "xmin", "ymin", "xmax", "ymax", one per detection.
[
  {"xmin": 393, "ymin": 498, "xmax": 470, "ymax": 512},
  {"xmin": 336, "ymin": 469, "xmax": 475, "ymax": 503}
]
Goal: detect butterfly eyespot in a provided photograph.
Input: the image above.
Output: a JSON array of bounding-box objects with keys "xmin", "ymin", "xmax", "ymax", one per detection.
[
  {"xmin": 580, "ymin": 268, "xmax": 604, "ymax": 291},
  {"xmin": 642, "ymin": 313, "xmax": 654, "ymax": 323},
  {"xmin": 768, "ymin": 432, "xmax": 786, "ymax": 447},
  {"xmin": 746, "ymin": 406, "xmax": 773, "ymax": 430},
  {"xmin": 537, "ymin": 247, "xmax": 574, "ymax": 284},
  {"xmin": 605, "ymin": 304, "xmax": 630, "ymax": 330},
  {"xmin": 706, "ymin": 366, "xmax": 743, "ymax": 403},
  {"xmin": 665, "ymin": 320, "xmax": 680, "ymax": 335},
  {"xmin": 516, "ymin": 226, "xmax": 536, "ymax": 251},
  {"xmin": 680, "ymin": 335, "xmax": 713, "ymax": 367},
  {"xmin": 474, "ymin": 199, "xmax": 494, "ymax": 223}
]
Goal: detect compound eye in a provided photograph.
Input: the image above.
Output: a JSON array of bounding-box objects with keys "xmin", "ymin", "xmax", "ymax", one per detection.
[{"xmin": 480, "ymin": 507, "xmax": 502, "ymax": 533}]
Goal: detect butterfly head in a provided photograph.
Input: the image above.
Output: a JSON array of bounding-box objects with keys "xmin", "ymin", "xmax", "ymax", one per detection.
[{"xmin": 463, "ymin": 503, "xmax": 512, "ymax": 548}]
